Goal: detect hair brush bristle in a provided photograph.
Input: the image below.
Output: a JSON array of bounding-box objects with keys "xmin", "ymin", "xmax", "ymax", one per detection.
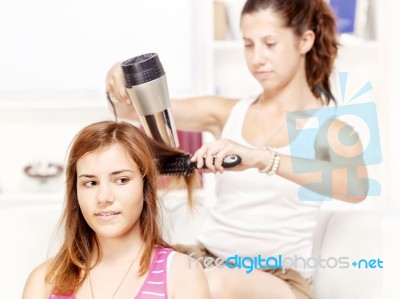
[
  {"xmin": 157, "ymin": 153, "xmax": 194, "ymax": 176},
  {"xmin": 157, "ymin": 153, "xmax": 241, "ymax": 176}
]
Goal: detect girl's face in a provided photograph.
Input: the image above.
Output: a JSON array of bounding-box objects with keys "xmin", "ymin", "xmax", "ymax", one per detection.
[
  {"xmin": 241, "ymin": 9, "xmax": 305, "ymax": 92},
  {"xmin": 76, "ymin": 143, "xmax": 144, "ymax": 241}
]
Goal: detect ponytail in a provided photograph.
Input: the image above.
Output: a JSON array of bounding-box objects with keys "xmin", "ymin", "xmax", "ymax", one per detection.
[{"xmin": 307, "ymin": 0, "xmax": 339, "ymax": 104}]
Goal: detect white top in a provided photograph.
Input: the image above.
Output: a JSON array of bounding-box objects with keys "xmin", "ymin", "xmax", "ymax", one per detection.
[{"xmin": 197, "ymin": 96, "xmax": 323, "ymax": 279}]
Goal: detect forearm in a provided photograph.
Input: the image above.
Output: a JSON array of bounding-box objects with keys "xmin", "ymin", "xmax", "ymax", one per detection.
[
  {"xmin": 254, "ymin": 150, "xmax": 369, "ymax": 203},
  {"xmin": 278, "ymin": 154, "xmax": 368, "ymax": 202}
]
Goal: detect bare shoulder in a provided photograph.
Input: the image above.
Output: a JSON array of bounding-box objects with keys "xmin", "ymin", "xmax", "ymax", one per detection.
[
  {"xmin": 315, "ymin": 116, "xmax": 364, "ymax": 163},
  {"xmin": 168, "ymin": 251, "xmax": 210, "ymax": 299},
  {"xmin": 22, "ymin": 260, "xmax": 53, "ymax": 299}
]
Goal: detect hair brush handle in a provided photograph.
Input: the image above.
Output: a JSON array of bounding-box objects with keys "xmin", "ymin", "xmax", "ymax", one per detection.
[
  {"xmin": 197, "ymin": 154, "xmax": 241, "ymax": 169},
  {"xmin": 158, "ymin": 154, "xmax": 241, "ymax": 176}
]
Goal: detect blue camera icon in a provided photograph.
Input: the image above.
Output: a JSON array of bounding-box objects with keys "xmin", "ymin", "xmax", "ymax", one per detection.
[{"xmin": 287, "ymin": 102, "xmax": 382, "ymax": 201}]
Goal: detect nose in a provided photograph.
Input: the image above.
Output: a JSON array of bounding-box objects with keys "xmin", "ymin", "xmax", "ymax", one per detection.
[
  {"xmin": 96, "ymin": 183, "xmax": 114, "ymax": 205},
  {"xmin": 252, "ymin": 44, "xmax": 268, "ymax": 66}
]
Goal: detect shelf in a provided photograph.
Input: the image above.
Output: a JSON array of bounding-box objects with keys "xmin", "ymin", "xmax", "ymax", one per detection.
[
  {"xmin": 0, "ymin": 89, "xmax": 109, "ymax": 110},
  {"xmin": 0, "ymin": 99, "xmax": 113, "ymax": 124},
  {"xmin": 0, "ymin": 192, "xmax": 64, "ymax": 209}
]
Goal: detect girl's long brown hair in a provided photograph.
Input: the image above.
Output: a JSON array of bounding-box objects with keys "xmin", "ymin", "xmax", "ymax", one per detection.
[
  {"xmin": 242, "ymin": 0, "xmax": 339, "ymax": 104},
  {"xmin": 45, "ymin": 121, "xmax": 198, "ymax": 295}
]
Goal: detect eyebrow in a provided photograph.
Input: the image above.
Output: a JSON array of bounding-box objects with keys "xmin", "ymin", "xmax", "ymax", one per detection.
[
  {"xmin": 243, "ymin": 35, "xmax": 276, "ymax": 41},
  {"xmin": 78, "ymin": 169, "xmax": 134, "ymax": 179}
]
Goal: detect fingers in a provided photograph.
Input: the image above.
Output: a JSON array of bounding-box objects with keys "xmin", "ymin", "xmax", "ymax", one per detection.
[
  {"xmin": 213, "ymin": 154, "xmax": 226, "ymax": 170},
  {"xmin": 106, "ymin": 61, "xmax": 130, "ymax": 104},
  {"xmin": 191, "ymin": 145, "xmax": 207, "ymax": 169},
  {"xmin": 192, "ymin": 141, "xmax": 233, "ymax": 173}
]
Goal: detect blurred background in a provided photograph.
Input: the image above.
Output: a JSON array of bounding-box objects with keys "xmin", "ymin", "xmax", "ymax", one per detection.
[{"xmin": 0, "ymin": 0, "xmax": 399, "ymax": 298}]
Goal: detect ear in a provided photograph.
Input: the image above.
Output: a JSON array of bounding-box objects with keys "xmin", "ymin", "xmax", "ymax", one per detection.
[{"xmin": 299, "ymin": 30, "xmax": 315, "ymax": 54}]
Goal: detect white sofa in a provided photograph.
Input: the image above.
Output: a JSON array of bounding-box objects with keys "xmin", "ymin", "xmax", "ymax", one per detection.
[
  {"xmin": 162, "ymin": 198, "xmax": 399, "ymax": 299},
  {"xmin": 311, "ymin": 210, "xmax": 387, "ymax": 299},
  {"xmin": 0, "ymin": 197, "xmax": 398, "ymax": 299}
]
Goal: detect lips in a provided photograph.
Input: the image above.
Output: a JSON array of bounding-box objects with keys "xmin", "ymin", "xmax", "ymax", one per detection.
[
  {"xmin": 256, "ymin": 70, "xmax": 272, "ymax": 74},
  {"xmin": 255, "ymin": 71, "xmax": 273, "ymax": 80},
  {"xmin": 94, "ymin": 211, "xmax": 121, "ymax": 217}
]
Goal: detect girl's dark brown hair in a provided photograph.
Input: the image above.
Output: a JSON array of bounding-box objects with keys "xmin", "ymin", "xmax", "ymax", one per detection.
[
  {"xmin": 242, "ymin": 0, "xmax": 339, "ymax": 104},
  {"xmin": 45, "ymin": 121, "xmax": 198, "ymax": 295}
]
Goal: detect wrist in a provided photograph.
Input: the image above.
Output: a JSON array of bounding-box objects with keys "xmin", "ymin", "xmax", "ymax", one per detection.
[
  {"xmin": 256, "ymin": 148, "xmax": 273, "ymax": 171},
  {"xmin": 258, "ymin": 147, "xmax": 281, "ymax": 176}
]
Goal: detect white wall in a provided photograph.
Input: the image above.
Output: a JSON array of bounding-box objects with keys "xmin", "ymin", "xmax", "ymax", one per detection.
[
  {"xmin": 384, "ymin": 0, "xmax": 400, "ymax": 210},
  {"xmin": 0, "ymin": 0, "xmax": 196, "ymax": 96},
  {"xmin": 0, "ymin": 0, "xmax": 204, "ymax": 195},
  {"xmin": 0, "ymin": 101, "xmax": 112, "ymax": 194}
]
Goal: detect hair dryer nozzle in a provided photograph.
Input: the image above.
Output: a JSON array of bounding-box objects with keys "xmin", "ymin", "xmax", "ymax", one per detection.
[
  {"xmin": 121, "ymin": 53, "xmax": 165, "ymax": 87},
  {"xmin": 121, "ymin": 53, "xmax": 179, "ymax": 148}
]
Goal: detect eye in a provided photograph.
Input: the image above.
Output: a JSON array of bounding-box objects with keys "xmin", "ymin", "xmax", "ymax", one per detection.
[
  {"xmin": 244, "ymin": 43, "xmax": 253, "ymax": 48},
  {"xmin": 83, "ymin": 181, "xmax": 97, "ymax": 188},
  {"xmin": 115, "ymin": 177, "xmax": 130, "ymax": 185},
  {"xmin": 265, "ymin": 42, "xmax": 276, "ymax": 47}
]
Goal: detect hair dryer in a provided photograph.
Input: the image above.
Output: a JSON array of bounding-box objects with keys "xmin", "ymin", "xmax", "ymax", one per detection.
[{"xmin": 121, "ymin": 53, "xmax": 179, "ymax": 148}]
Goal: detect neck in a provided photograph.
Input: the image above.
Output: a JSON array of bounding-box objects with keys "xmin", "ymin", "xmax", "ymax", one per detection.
[
  {"xmin": 93, "ymin": 229, "xmax": 144, "ymax": 264},
  {"xmin": 259, "ymin": 66, "xmax": 319, "ymax": 111},
  {"xmin": 88, "ymin": 239, "xmax": 145, "ymax": 299}
]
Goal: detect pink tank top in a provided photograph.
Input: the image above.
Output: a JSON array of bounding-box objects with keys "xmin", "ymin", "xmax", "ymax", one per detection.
[{"xmin": 49, "ymin": 247, "xmax": 174, "ymax": 299}]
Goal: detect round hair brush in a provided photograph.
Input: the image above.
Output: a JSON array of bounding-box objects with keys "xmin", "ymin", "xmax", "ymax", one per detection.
[{"xmin": 158, "ymin": 154, "xmax": 241, "ymax": 176}]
